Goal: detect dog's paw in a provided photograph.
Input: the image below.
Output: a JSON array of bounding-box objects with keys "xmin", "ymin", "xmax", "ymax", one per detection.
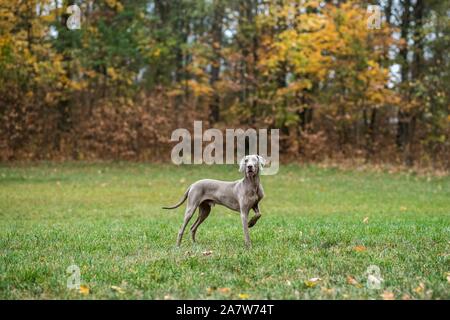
[{"xmin": 248, "ymin": 215, "xmax": 261, "ymax": 228}]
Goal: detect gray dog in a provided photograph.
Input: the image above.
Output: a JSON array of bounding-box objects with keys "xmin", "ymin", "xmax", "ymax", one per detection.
[{"xmin": 163, "ymin": 155, "xmax": 266, "ymax": 248}]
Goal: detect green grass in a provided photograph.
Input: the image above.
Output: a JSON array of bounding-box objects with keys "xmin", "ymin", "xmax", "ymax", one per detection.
[{"xmin": 0, "ymin": 163, "xmax": 449, "ymax": 300}]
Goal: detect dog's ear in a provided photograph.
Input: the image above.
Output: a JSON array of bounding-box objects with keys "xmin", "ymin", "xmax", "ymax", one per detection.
[
  {"xmin": 257, "ymin": 155, "xmax": 266, "ymax": 171},
  {"xmin": 239, "ymin": 156, "xmax": 247, "ymax": 172}
]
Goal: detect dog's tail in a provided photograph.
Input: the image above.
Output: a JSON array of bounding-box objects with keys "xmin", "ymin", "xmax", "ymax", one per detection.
[{"xmin": 162, "ymin": 187, "xmax": 190, "ymax": 210}]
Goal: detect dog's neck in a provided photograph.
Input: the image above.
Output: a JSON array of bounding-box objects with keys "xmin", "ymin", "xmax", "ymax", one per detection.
[{"xmin": 244, "ymin": 172, "xmax": 260, "ymax": 188}]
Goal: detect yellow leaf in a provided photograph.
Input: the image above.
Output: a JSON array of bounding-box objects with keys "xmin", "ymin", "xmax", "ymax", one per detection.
[
  {"xmin": 202, "ymin": 250, "xmax": 213, "ymax": 256},
  {"xmin": 153, "ymin": 48, "xmax": 161, "ymax": 58},
  {"xmin": 111, "ymin": 285, "xmax": 125, "ymax": 294},
  {"xmin": 238, "ymin": 293, "xmax": 250, "ymax": 299},
  {"xmin": 400, "ymin": 206, "xmax": 407, "ymax": 212},
  {"xmin": 107, "ymin": 67, "xmax": 118, "ymax": 81},
  {"xmin": 381, "ymin": 291, "xmax": 395, "ymax": 300},
  {"xmin": 446, "ymin": 272, "xmax": 450, "ymax": 283},
  {"xmin": 414, "ymin": 282, "xmax": 425, "ymax": 294},
  {"xmin": 164, "ymin": 294, "xmax": 173, "ymax": 300},
  {"xmin": 304, "ymin": 277, "xmax": 321, "ymax": 288},
  {"xmin": 79, "ymin": 285, "xmax": 89, "ymax": 295},
  {"xmin": 363, "ymin": 217, "xmax": 369, "ymax": 224}
]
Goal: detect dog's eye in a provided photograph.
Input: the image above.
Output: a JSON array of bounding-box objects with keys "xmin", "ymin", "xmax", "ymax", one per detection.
[{"xmin": 244, "ymin": 159, "xmax": 248, "ymax": 163}]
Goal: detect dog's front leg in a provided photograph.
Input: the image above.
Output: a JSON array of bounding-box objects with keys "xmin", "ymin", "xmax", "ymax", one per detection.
[
  {"xmin": 248, "ymin": 203, "xmax": 261, "ymax": 228},
  {"xmin": 240, "ymin": 208, "xmax": 251, "ymax": 248}
]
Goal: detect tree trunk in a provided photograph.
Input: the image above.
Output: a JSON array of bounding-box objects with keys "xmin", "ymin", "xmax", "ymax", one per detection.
[
  {"xmin": 208, "ymin": 0, "xmax": 223, "ymax": 123},
  {"xmin": 396, "ymin": 0, "xmax": 411, "ymax": 151}
]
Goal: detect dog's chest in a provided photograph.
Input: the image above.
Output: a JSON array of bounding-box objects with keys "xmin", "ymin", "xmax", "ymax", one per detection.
[{"xmin": 245, "ymin": 187, "xmax": 261, "ymax": 204}]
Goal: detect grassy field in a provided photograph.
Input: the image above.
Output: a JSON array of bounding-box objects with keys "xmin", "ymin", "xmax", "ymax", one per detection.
[{"xmin": 0, "ymin": 163, "xmax": 449, "ymax": 300}]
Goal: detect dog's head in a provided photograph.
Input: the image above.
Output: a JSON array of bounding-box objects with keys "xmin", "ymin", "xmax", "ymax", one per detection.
[{"xmin": 239, "ymin": 155, "xmax": 266, "ymax": 177}]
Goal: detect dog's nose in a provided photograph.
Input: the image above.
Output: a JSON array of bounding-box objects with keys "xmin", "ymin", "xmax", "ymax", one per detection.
[{"xmin": 247, "ymin": 165, "xmax": 254, "ymax": 170}]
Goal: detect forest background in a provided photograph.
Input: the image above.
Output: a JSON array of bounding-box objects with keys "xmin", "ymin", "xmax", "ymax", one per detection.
[{"xmin": 1, "ymin": 0, "xmax": 448, "ymax": 169}]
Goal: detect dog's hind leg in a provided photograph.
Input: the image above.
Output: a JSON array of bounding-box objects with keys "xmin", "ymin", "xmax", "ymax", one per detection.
[
  {"xmin": 177, "ymin": 200, "xmax": 199, "ymax": 247},
  {"xmin": 190, "ymin": 202, "xmax": 211, "ymax": 243}
]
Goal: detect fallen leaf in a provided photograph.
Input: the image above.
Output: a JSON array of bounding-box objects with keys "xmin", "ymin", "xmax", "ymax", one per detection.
[
  {"xmin": 179, "ymin": 178, "xmax": 186, "ymax": 183},
  {"xmin": 363, "ymin": 217, "xmax": 369, "ymax": 224},
  {"xmin": 304, "ymin": 277, "xmax": 321, "ymax": 288},
  {"xmin": 218, "ymin": 287, "xmax": 231, "ymax": 294},
  {"xmin": 321, "ymin": 287, "xmax": 335, "ymax": 295},
  {"xmin": 238, "ymin": 293, "xmax": 249, "ymax": 299},
  {"xmin": 381, "ymin": 291, "xmax": 395, "ymax": 300},
  {"xmin": 202, "ymin": 250, "xmax": 213, "ymax": 256},
  {"xmin": 414, "ymin": 282, "xmax": 425, "ymax": 294},
  {"xmin": 111, "ymin": 285, "xmax": 125, "ymax": 294},
  {"xmin": 346, "ymin": 276, "xmax": 363, "ymax": 288},
  {"xmin": 164, "ymin": 294, "xmax": 173, "ymax": 300},
  {"xmin": 79, "ymin": 285, "xmax": 89, "ymax": 295},
  {"xmin": 206, "ymin": 287, "xmax": 217, "ymax": 294},
  {"xmin": 400, "ymin": 206, "xmax": 407, "ymax": 212},
  {"xmin": 446, "ymin": 272, "xmax": 450, "ymax": 284},
  {"xmin": 401, "ymin": 294, "xmax": 412, "ymax": 300},
  {"xmin": 353, "ymin": 245, "xmax": 367, "ymax": 252},
  {"xmin": 346, "ymin": 276, "xmax": 358, "ymax": 285}
]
